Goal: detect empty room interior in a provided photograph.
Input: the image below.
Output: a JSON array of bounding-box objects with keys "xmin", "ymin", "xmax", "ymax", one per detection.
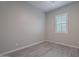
[{"xmin": 0, "ymin": 1, "xmax": 79, "ymax": 57}]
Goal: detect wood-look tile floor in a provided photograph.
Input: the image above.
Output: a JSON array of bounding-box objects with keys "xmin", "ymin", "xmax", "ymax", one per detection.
[{"xmin": 4, "ymin": 41, "xmax": 79, "ymax": 57}]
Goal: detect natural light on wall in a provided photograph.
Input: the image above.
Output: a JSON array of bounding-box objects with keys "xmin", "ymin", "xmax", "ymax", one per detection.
[{"xmin": 55, "ymin": 13, "xmax": 68, "ymax": 33}]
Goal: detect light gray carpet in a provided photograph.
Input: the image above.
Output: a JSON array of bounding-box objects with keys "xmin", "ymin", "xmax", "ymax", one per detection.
[{"xmin": 4, "ymin": 41, "xmax": 79, "ymax": 57}]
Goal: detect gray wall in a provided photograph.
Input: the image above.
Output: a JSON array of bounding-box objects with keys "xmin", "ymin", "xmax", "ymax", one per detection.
[
  {"xmin": 0, "ymin": 2, "xmax": 45, "ymax": 54},
  {"xmin": 46, "ymin": 2, "xmax": 79, "ymax": 48}
]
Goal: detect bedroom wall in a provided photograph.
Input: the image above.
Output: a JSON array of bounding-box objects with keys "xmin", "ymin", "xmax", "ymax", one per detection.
[
  {"xmin": 46, "ymin": 2, "xmax": 79, "ymax": 48},
  {"xmin": 0, "ymin": 1, "xmax": 45, "ymax": 54}
]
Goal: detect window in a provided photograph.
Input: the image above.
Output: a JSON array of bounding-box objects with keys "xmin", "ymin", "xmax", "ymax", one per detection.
[{"xmin": 55, "ymin": 13, "xmax": 68, "ymax": 33}]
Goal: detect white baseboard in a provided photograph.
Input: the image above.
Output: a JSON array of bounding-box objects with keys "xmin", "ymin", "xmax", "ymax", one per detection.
[
  {"xmin": 0, "ymin": 40, "xmax": 44, "ymax": 57},
  {"xmin": 1, "ymin": 40, "xmax": 79, "ymax": 57},
  {"xmin": 45, "ymin": 40, "xmax": 79, "ymax": 49}
]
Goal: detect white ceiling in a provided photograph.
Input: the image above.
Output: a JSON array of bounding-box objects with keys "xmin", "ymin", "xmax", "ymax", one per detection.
[{"xmin": 27, "ymin": 1, "xmax": 73, "ymax": 12}]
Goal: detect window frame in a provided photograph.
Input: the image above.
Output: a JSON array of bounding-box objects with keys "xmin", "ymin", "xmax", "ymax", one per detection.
[{"xmin": 55, "ymin": 13, "xmax": 68, "ymax": 33}]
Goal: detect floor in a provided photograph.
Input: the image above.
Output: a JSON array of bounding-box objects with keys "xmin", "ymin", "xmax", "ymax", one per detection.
[{"xmin": 4, "ymin": 41, "xmax": 79, "ymax": 57}]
